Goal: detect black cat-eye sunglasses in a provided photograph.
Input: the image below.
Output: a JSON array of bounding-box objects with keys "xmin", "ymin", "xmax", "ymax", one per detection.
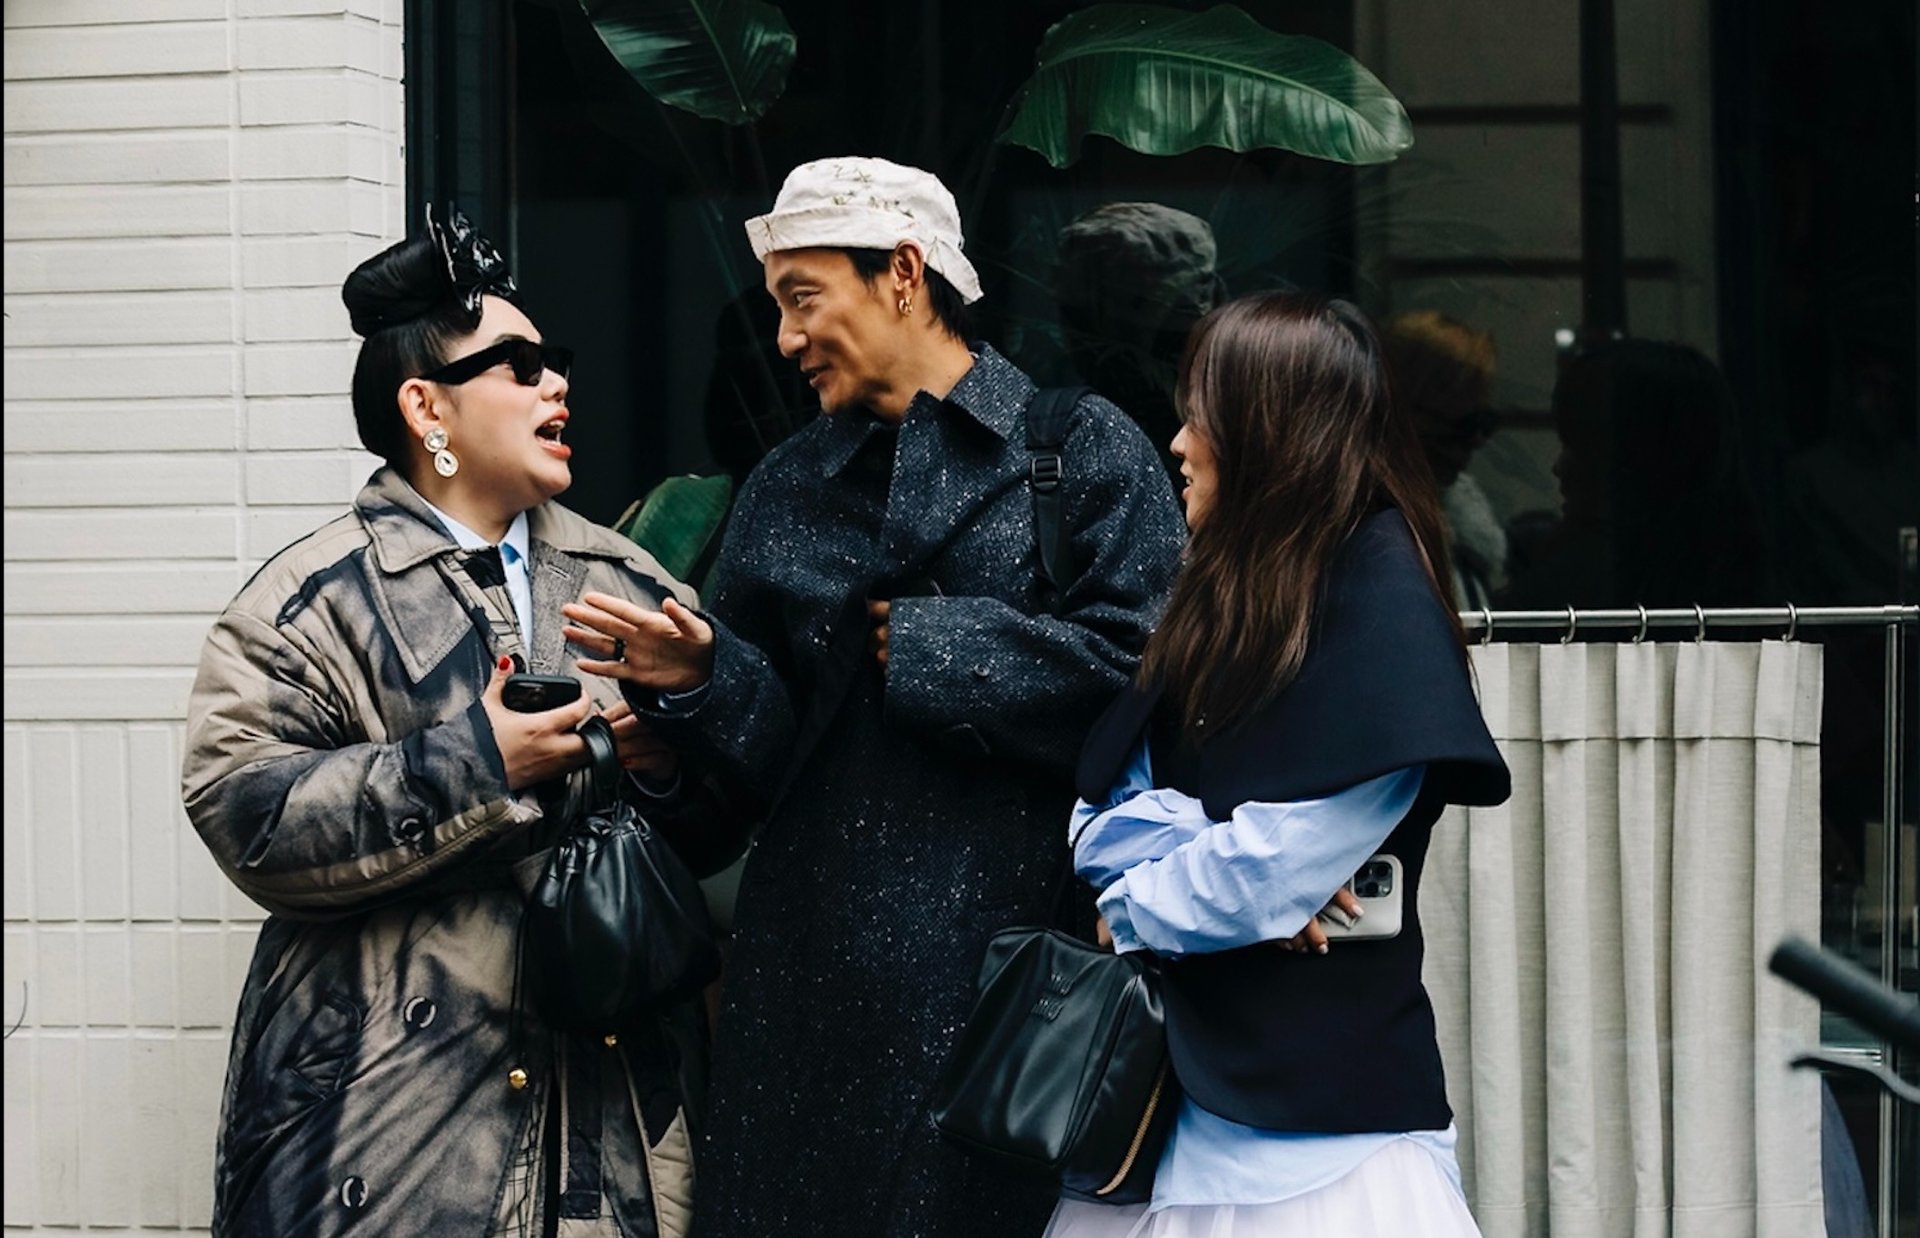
[{"xmin": 421, "ymin": 338, "xmax": 574, "ymax": 387}]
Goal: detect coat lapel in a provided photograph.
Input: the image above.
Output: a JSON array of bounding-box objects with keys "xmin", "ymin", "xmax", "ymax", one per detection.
[
  {"xmin": 877, "ymin": 414, "xmax": 1010, "ymax": 581},
  {"xmin": 876, "ymin": 347, "xmax": 1034, "ymax": 582},
  {"xmin": 354, "ymin": 469, "xmax": 474, "ymax": 685},
  {"xmin": 527, "ymin": 540, "xmax": 587, "ymax": 675}
]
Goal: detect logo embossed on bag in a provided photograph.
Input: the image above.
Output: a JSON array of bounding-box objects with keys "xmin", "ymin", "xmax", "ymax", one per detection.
[{"xmin": 1034, "ymin": 966, "xmax": 1075, "ymax": 1021}]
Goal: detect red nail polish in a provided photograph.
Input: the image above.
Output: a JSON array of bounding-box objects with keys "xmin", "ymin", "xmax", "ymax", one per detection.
[{"xmin": 498, "ymin": 656, "xmax": 513, "ymax": 672}]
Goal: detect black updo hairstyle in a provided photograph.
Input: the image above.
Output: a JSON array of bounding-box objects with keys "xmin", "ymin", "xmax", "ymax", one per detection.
[{"xmin": 341, "ymin": 204, "xmax": 518, "ymax": 466}]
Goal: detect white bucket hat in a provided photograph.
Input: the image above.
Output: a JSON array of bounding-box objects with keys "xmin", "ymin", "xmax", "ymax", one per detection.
[{"xmin": 745, "ymin": 156, "xmax": 984, "ymax": 304}]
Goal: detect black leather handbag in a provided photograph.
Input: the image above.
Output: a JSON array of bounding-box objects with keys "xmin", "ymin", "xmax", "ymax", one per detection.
[
  {"xmin": 523, "ymin": 715, "xmax": 721, "ymax": 1032},
  {"xmin": 930, "ymin": 926, "xmax": 1177, "ymax": 1205}
]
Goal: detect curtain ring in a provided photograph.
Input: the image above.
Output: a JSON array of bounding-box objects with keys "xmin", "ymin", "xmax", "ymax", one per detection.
[
  {"xmin": 1561, "ymin": 604, "xmax": 1578, "ymax": 644},
  {"xmin": 1634, "ymin": 604, "xmax": 1649, "ymax": 644},
  {"xmin": 1783, "ymin": 601, "xmax": 1798, "ymax": 643},
  {"xmin": 1693, "ymin": 603, "xmax": 1707, "ymax": 643},
  {"xmin": 1480, "ymin": 604, "xmax": 1494, "ymax": 645}
]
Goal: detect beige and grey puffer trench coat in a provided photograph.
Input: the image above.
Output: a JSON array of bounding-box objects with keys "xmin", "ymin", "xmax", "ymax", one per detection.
[{"xmin": 182, "ymin": 467, "xmax": 709, "ymax": 1238}]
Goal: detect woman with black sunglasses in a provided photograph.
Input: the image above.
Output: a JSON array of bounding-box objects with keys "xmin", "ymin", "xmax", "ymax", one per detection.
[{"xmin": 180, "ymin": 205, "xmax": 735, "ymax": 1237}]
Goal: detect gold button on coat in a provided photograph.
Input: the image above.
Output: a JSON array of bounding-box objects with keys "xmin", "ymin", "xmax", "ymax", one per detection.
[
  {"xmin": 603, "ymin": 1034, "xmax": 619, "ymax": 1047},
  {"xmin": 508, "ymin": 1068, "xmax": 529, "ymax": 1090}
]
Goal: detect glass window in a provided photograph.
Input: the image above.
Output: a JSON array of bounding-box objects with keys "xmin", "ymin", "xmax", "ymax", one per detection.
[{"xmin": 415, "ymin": 0, "xmax": 1914, "ymax": 1222}]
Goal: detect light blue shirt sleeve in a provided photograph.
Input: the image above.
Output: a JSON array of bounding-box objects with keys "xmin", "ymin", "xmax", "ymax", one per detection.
[
  {"xmin": 1097, "ymin": 764, "xmax": 1426, "ymax": 957},
  {"xmin": 1069, "ymin": 735, "xmax": 1214, "ymax": 891}
]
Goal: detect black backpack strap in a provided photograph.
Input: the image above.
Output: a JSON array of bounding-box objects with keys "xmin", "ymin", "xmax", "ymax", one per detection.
[{"xmin": 1025, "ymin": 386, "xmax": 1089, "ymax": 613}]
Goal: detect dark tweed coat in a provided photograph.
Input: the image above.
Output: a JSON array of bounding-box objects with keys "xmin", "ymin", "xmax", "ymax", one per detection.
[{"xmin": 644, "ymin": 347, "xmax": 1185, "ymax": 1237}]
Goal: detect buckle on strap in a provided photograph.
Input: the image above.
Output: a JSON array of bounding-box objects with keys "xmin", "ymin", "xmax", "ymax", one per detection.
[{"xmin": 1030, "ymin": 453, "xmax": 1062, "ymax": 492}]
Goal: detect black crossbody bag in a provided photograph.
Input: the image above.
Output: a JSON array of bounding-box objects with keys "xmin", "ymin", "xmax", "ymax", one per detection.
[{"xmin": 929, "ymin": 922, "xmax": 1175, "ymax": 1204}]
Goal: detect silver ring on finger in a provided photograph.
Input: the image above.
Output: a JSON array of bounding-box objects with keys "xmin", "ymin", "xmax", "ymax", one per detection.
[{"xmin": 611, "ymin": 637, "xmax": 626, "ymax": 662}]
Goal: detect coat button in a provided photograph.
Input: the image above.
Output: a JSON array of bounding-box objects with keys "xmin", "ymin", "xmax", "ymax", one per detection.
[
  {"xmin": 971, "ymin": 665, "xmax": 989, "ymax": 679},
  {"xmin": 508, "ymin": 1068, "xmax": 529, "ymax": 1090},
  {"xmin": 603, "ymin": 1034, "xmax": 619, "ymax": 1047}
]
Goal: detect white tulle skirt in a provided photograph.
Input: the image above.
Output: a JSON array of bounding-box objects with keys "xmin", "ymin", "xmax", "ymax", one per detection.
[{"xmin": 1042, "ymin": 1139, "xmax": 1483, "ymax": 1238}]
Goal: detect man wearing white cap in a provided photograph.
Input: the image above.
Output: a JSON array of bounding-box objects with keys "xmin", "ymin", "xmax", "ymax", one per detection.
[{"xmin": 566, "ymin": 157, "xmax": 1185, "ymax": 1235}]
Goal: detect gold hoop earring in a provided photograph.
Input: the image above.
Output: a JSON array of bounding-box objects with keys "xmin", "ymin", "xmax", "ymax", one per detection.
[{"xmin": 424, "ymin": 427, "xmax": 459, "ymax": 478}]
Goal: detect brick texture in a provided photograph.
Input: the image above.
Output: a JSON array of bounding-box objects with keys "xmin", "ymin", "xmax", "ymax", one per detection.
[{"xmin": 2, "ymin": 3, "xmax": 403, "ymax": 1231}]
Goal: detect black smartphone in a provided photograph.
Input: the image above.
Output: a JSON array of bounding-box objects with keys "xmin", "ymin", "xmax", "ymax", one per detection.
[{"xmin": 502, "ymin": 673, "xmax": 584, "ymax": 713}]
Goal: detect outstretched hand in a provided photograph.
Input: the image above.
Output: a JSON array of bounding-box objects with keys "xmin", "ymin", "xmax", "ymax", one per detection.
[{"xmin": 563, "ymin": 593, "xmax": 715, "ymax": 693}]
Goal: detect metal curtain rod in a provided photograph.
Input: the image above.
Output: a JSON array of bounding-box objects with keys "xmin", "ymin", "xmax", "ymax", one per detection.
[
  {"xmin": 1459, "ymin": 603, "xmax": 1918, "ymax": 642},
  {"xmin": 1461, "ymin": 597, "xmax": 1914, "ymax": 1221}
]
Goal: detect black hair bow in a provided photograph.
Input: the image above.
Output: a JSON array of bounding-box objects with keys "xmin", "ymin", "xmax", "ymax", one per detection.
[
  {"xmin": 426, "ymin": 201, "xmax": 519, "ymax": 319},
  {"xmin": 344, "ymin": 202, "xmax": 520, "ymax": 337}
]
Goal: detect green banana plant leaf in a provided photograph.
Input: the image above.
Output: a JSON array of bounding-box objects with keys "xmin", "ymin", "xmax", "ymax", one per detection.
[
  {"xmin": 614, "ymin": 473, "xmax": 736, "ymax": 586},
  {"xmin": 581, "ymin": 0, "xmax": 796, "ymax": 125},
  {"xmin": 998, "ymin": 3, "xmax": 1413, "ymax": 168}
]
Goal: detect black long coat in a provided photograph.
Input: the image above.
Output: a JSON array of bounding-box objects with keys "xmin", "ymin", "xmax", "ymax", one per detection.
[{"xmin": 644, "ymin": 347, "xmax": 1184, "ymax": 1237}]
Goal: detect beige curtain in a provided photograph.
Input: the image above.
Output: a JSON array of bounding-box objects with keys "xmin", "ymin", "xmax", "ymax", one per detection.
[{"xmin": 1424, "ymin": 640, "xmax": 1826, "ymax": 1238}]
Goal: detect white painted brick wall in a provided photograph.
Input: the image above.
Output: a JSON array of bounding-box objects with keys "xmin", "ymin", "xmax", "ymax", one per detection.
[
  {"xmin": 2, "ymin": 3, "xmax": 403, "ymax": 1231},
  {"xmin": 5, "ymin": 78, "xmax": 234, "ymax": 133}
]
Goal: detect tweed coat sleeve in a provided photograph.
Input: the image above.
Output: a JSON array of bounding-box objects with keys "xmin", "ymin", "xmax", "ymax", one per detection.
[
  {"xmin": 883, "ymin": 399, "xmax": 1184, "ymax": 772},
  {"xmin": 626, "ymin": 471, "xmax": 801, "ymax": 813},
  {"xmin": 182, "ymin": 605, "xmax": 534, "ymax": 921}
]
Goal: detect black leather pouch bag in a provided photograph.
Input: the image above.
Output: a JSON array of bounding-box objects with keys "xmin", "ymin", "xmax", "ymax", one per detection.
[
  {"xmin": 523, "ymin": 716, "xmax": 721, "ymax": 1031},
  {"xmin": 930, "ymin": 926, "xmax": 1177, "ymax": 1205}
]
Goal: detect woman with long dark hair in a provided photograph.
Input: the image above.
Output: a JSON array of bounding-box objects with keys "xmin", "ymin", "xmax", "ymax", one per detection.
[{"xmin": 1050, "ymin": 292, "xmax": 1511, "ymax": 1235}]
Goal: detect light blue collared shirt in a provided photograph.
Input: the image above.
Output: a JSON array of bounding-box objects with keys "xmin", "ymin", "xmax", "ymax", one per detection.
[
  {"xmin": 425, "ymin": 503, "xmax": 534, "ymax": 646},
  {"xmin": 1070, "ymin": 736, "xmax": 1464, "ymax": 1211}
]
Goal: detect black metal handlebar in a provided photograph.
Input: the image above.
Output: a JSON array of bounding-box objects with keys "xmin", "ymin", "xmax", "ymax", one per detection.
[
  {"xmin": 1769, "ymin": 936, "xmax": 1920, "ymax": 1053},
  {"xmin": 1769, "ymin": 934, "xmax": 1919, "ymax": 1107}
]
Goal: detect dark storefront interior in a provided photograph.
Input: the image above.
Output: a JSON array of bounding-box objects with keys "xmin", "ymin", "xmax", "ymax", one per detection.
[{"xmin": 406, "ymin": 1, "xmax": 1916, "ymax": 1227}]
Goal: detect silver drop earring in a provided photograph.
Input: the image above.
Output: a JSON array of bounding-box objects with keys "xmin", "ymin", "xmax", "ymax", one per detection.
[{"xmin": 424, "ymin": 427, "xmax": 458, "ymax": 478}]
